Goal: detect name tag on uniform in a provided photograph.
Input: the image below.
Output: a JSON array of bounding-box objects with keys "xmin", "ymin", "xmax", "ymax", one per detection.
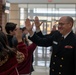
[{"xmin": 53, "ymin": 41, "xmax": 58, "ymax": 45}]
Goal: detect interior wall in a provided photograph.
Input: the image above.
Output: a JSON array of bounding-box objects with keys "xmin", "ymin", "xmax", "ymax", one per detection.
[
  {"xmin": 9, "ymin": 3, "xmax": 20, "ymax": 27},
  {"xmin": 0, "ymin": 0, "xmax": 7, "ymax": 32}
]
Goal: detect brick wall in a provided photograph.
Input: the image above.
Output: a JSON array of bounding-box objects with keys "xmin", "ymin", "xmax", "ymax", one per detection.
[{"xmin": 0, "ymin": 0, "xmax": 3, "ymax": 26}]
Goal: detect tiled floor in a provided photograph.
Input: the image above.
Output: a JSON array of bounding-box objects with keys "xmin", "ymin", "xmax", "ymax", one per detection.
[
  {"xmin": 33, "ymin": 46, "xmax": 52, "ymax": 67},
  {"xmin": 32, "ymin": 66, "xmax": 49, "ymax": 75},
  {"xmin": 31, "ymin": 46, "xmax": 52, "ymax": 75}
]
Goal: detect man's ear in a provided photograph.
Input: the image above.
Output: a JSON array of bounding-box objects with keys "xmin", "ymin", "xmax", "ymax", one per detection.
[{"xmin": 69, "ymin": 22, "xmax": 73, "ymax": 28}]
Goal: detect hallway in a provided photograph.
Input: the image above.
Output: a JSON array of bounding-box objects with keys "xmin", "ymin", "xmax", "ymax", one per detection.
[
  {"xmin": 31, "ymin": 46, "xmax": 52, "ymax": 75},
  {"xmin": 32, "ymin": 66, "xmax": 49, "ymax": 75},
  {"xmin": 33, "ymin": 46, "xmax": 52, "ymax": 67}
]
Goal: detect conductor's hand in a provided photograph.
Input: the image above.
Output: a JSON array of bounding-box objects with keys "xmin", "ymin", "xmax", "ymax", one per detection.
[{"xmin": 34, "ymin": 16, "xmax": 43, "ymax": 30}]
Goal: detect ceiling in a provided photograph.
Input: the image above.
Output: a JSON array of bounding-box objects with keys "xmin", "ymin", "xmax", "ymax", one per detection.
[{"xmin": 6, "ymin": 0, "xmax": 76, "ymax": 4}]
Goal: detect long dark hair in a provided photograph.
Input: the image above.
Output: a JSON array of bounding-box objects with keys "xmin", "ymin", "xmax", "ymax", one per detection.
[{"xmin": 0, "ymin": 31, "xmax": 16, "ymax": 60}]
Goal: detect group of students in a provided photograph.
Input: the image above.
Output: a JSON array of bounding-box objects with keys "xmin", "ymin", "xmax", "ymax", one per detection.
[{"xmin": 0, "ymin": 22, "xmax": 36, "ymax": 75}]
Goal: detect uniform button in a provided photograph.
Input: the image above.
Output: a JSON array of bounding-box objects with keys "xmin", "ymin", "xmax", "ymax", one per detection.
[
  {"xmin": 52, "ymin": 69, "xmax": 54, "ymax": 71},
  {"xmin": 59, "ymin": 72, "xmax": 61, "ymax": 74},
  {"xmin": 61, "ymin": 57, "xmax": 64, "ymax": 60},
  {"xmin": 60, "ymin": 65, "xmax": 62, "ymax": 67},
  {"xmin": 53, "ymin": 62, "xmax": 55, "ymax": 64},
  {"xmin": 54, "ymin": 55, "xmax": 57, "ymax": 57}
]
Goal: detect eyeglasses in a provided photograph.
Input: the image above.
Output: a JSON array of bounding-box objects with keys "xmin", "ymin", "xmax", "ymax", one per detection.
[{"xmin": 58, "ymin": 23, "xmax": 69, "ymax": 26}]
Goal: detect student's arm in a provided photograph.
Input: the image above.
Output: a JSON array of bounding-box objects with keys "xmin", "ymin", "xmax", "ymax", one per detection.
[{"xmin": 27, "ymin": 43, "xmax": 37, "ymax": 54}]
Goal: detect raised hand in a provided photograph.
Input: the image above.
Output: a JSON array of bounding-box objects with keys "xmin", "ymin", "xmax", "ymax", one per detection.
[
  {"xmin": 25, "ymin": 18, "xmax": 33, "ymax": 32},
  {"xmin": 25, "ymin": 18, "xmax": 34, "ymax": 35},
  {"xmin": 34, "ymin": 16, "xmax": 43, "ymax": 30}
]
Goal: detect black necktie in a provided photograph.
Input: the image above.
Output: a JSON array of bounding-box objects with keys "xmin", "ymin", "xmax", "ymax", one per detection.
[{"xmin": 59, "ymin": 36, "xmax": 64, "ymax": 47}]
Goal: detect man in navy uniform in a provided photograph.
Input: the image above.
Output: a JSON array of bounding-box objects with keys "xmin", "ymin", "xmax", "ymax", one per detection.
[{"xmin": 25, "ymin": 16, "xmax": 76, "ymax": 75}]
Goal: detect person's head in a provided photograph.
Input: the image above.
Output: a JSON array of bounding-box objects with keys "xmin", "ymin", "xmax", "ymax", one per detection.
[
  {"xmin": 0, "ymin": 31, "xmax": 16, "ymax": 60},
  {"xmin": 21, "ymin": 27, "xmax": 28, "ymax": 34},
  {"xmin": 58, "ymin": 16, "xmax": 74, "ymax": 36},
  {"xmin": 5, "ymin": 22, "xmax": 17, "ymax": 35}
]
